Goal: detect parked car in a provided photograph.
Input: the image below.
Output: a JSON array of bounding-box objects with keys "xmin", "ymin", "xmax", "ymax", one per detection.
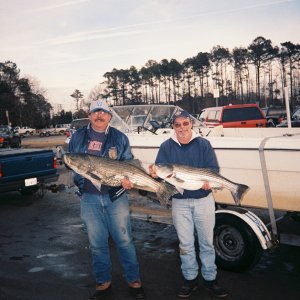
[
  {"xmin": 199, "ymin": 104, "xmax": 267, "ymax": 128},
  {"xmin": 14, "ymin": 126, "xmax": 35, "ymax": 136},
  {"xmin": 37, "ymin": 124, "xmax": 71, "ymax": 137},
  {"xmin": 0, "ymin": 125, "xmax": 21, "ymax": 148},
  {"xmin": 54, "ymin": 123, "xmax": 71, "ymax": 134},
  {"xmin": 277, "ymin": 106, "xmax": 300, "ymax": 127},
  {"xmin": 37, "ymin": 129, "xmax": 54, "ymax": 137},
  {"xmin": 261, "ymin": 106, "xmax": 286, "ymax": 127},
  {"xmin": 65, "ymin": 118, "xmax": 89, "ymax": 144}
]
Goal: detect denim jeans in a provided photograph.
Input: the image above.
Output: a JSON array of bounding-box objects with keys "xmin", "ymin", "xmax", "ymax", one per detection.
[
  {"xmin": 80, "ymin": 192, "xmax": 140, "ymax": 284},
  {"xmin": 172, "ymin": 192, "xmax": 217, "ymax": 281}
]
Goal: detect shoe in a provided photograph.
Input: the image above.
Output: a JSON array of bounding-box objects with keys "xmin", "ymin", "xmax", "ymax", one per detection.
[
  {"xmin": 129, "ymin": 281, "xmax": 145, "ymax": 299},
  {"xmin": 203, "ymin": 280, "xmax": 228, "ymax": 298},
  {"xmin": 176, "ymin": 278, "xmax": 198, "ymax": 298},
  {"xmin": 90, "ymin": 282, "xmax": 111, "ymax": 299}
]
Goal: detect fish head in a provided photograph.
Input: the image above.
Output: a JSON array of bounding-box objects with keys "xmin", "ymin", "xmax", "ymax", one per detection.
[
  {"xmin": 153, "ymin": 163, "xmax": 174, "ymax": 179},
  {"xmin": 64, "ymin": 153, "xmax": 91, "ymax": 175}
]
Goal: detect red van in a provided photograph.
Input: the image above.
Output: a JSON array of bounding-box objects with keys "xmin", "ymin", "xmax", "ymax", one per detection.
[{"xmin": 199, "ymin": 104, "xmax": 267, "ymax": 128}]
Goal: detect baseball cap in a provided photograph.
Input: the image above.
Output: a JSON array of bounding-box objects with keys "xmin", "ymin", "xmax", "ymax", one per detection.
[
  {"xmin": 89, "ymin": 100, "xmax": 112, "ymax": 114},
  {"xmin": 172, "ymin": 110, "xmax": 191, "ymax": 123}
]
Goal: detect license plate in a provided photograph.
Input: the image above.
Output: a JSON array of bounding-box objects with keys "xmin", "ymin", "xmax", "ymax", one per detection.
[{"xmin": 25, "ymin": 177, "xmax": 37, "ymax": 187}]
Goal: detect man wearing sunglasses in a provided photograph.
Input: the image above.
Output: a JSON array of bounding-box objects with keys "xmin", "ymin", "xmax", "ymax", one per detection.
[
  {"xmin": 68, "ymin": 100, "xmax": 145, "ymax": 300},
  {"xmin": 149, "ymin": 110, "xmax": 228, "ymax": 298}
]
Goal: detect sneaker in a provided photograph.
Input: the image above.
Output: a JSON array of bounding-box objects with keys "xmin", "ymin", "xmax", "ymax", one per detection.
[
  {"xmin": 176, "ymin": 278, "xmax": 198, "ymax": 298},
  {"xmin": 90, "ymin": 282, "xmax": 111, "ymax": 299},
  {"xmin": 129, "ymin": 281, "xmax": 145, "ymax": 299},
  {"xmin": 203, "ymin": 280, "xmax": 228, "ymax": 298}
]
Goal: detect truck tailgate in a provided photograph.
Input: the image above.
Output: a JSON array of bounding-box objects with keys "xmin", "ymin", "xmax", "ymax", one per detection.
[{"xmin": 0, "ymin": 148, "xmax": 57, "ymax": 183}]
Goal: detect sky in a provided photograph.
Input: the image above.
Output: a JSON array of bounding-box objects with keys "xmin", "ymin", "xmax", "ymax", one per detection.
[{"xmin": 1, "ymin": 0, "xmax": 299, "ymax": 111}]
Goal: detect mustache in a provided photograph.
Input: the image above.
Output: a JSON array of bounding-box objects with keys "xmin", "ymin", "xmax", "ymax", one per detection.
[{"xmin": 95, "ymin": 117, "xmax": 105, "ymax": 121}]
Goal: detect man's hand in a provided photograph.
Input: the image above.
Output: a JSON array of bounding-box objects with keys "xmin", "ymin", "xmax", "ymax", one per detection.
[
  {"xmin": 121, "ymin": 177, "xmax": 134, "ymax": 190},
  {"xmin": 202, "ymin": 181, "xmax": 211, "ymax": 190},
  {"xmin": 148, "ymin": 164, "xmax": 158, "ymax": 178}
]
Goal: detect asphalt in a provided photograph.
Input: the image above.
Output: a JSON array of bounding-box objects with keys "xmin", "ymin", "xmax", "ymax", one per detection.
[
  {"xmin": 0, "ymin": 164, "xmax": 300, "ymax": 300},
  {"xmin": 1, "ymin": 136, "xmax": 299, "ymax": 300}
]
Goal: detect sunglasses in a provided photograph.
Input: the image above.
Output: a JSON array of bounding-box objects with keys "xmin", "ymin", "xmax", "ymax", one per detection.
[{"xmin": 173, "ymin": 121, "xmax": 191, "ymax": 128}]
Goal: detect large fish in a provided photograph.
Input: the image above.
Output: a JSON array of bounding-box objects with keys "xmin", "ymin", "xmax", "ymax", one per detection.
[
  {"xmin": 153, "ymin": 163, "xmax": 249, "ymax": 206},
  {"xmin": 64, "ymin": 153, "xmax": 177, "ymax": 206}
]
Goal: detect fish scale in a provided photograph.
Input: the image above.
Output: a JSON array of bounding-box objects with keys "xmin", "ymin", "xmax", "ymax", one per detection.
[
  {"xmin": 173, "ymin": 169, "xmax": 236, "ymax": 190},
  {"xmin": 88, "ymin": 156, "xmax": 163, "ymax": 191},
  {"xmin": 154, "ymin": 163, "xmax": 249, "ymax": 206},
  {"xmin": 64, "ymin": 153, "xmax": 178, "ymax": 206}
]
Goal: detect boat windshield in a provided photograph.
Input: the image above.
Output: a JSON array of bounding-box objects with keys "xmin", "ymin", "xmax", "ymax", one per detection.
[{"xmin": 110, "ymin": 104, "xmax": 202, "ymax": 133}]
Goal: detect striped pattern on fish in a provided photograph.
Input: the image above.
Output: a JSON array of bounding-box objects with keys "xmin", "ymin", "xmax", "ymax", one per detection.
[
  {"xmin": 64, "ymin": 153, "xmax": 177, "ymax": 206},
  {"xmin": 153, "ymin": 163, "xmax": 249, "ymax": 206}
]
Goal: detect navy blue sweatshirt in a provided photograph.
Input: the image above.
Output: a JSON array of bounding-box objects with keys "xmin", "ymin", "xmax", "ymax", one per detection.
[{"xmin": 155, "ymin": 135, "xmax": 219, "ymax": 199}]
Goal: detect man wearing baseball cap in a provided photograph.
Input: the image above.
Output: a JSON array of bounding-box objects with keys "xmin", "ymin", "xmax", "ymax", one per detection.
[
  {"xmin": 89, "ymin": 100, "xmax": 112, "ymax": 115},
  {"xmin": 68, "ymin": 100, "xmax": 145, "ymax": 299}
]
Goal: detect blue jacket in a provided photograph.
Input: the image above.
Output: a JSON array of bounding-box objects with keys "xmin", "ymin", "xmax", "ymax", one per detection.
[
  {"xmin": 155, "ymin": 134, "xmax": 219, "ymax": 199},
  {"xmin": 68, "ymin": 124, "xmax": 133, "ymax": 192}
]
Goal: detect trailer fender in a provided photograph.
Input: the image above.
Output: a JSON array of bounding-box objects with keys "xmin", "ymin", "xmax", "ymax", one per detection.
[{"xmin": 216, "ymin": 208, "xmax": 274, "ymax": 250}]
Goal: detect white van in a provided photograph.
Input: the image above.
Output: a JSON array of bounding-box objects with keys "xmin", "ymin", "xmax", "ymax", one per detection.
[{"xmin": 55, "ymin": 124, "xmax": 71, "ymax": 134}]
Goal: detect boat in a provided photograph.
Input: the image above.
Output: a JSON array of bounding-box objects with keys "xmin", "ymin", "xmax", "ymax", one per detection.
[
  {"xmin": 107, "ymin": 104, "xmax": 300, "ymax": 271},
  {"xmin": 128, "ymin": 126, "xmax": 300, "ymax": 212},
  {"xmin": 64, "ymin": 104, "xmax": 300, "ymax": 271},
  {"xmin": 110, "ymin": 104, "xmax": 300, "ymax": 212}
]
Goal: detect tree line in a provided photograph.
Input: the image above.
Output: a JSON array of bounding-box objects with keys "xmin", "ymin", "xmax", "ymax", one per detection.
[
  {"xmin": 1, "ymin": 36, "xmax": 299, "ymax": 127},
  {"xmin": 98, "ymin": 36, "xmax": 300, "ymax": 113},
  {"xmin": 0, "ymin": 61, "xmax": 73, "ymax": 128}
]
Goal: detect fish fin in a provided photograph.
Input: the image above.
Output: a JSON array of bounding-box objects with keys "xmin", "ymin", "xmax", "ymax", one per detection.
[
  {"xmin": 91, "ymin": 179, "xmax": 102, "ymax": 191},
  {"xmin": 126, "ymin": 159, "xmax": 149, "ymax": 172},
  {"xmin": 127, "ymin": 159, "xmax": 143, "ymax": 168},
  {"xmin": 231, "ymin": 183, "xmax": 249, "ymax": 206},
  {"xmin": 175, "ymin": 186, "xmax": 184, "ymax": 194},
  {"xmin": 86, "ymin": 172, "xmax": 102, "ymax": 191},
  {"xmin": 156, "ymin": 182, "xmax": 178, "ymax": 206},
  {"xmin": 171, "ymin": 176, "xmax": 185, "ymax": 183},
  {"xmin": 211, "ymin": 186, "xmax": 223, "ymax": 191}
]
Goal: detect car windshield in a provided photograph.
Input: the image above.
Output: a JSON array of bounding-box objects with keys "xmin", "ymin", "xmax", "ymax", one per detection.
[
  {"xmin": 111, "ymin": 104, "xmax": 203, "ymax": 132},
  {"xmin": 70, "ymin": 119, "xmax": 89, "ymax": 130},
  {"xmin": 261, "ymin": 108, "xmax": 267, "ymax": 116},
  {"xmin": 292, "ymin": 108, "xmax": 300, "ymax": 120}
]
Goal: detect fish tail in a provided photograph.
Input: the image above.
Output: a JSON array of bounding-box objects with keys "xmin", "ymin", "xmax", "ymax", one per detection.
[
  {"xmin": 156, "ymin": 182, "xmax": 178, "ymax": 206},
  {"xmin": 231, "ymin": 183, "xmax": 249, "ymax": 206}
]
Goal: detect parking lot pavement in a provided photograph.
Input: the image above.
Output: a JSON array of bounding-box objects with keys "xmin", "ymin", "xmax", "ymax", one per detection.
[{"xmin": 0, "ymin": 166, "xmax": 300, "ymax": 300}]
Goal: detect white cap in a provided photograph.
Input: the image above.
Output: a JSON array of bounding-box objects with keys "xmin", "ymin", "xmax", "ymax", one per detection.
[{"xmin": 89, "ymin": 100, "xmax": 112, "ymax": 114}]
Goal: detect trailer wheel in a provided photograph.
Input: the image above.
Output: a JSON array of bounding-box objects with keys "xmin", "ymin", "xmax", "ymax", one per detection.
[{"xmin": 214, "ymin": 214, "xmax": 263, "ymax": 272}]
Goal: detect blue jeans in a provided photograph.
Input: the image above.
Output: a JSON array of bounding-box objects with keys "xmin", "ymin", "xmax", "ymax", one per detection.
[
  {"xmin": 172, "ymin": 193, "xmax": 217, "ymax": 281},
  {"xmin": 80, "ymin": 192, "xmax": 140, "ymax": 284}
]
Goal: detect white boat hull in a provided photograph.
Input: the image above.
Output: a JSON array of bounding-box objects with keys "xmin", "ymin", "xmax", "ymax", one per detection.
[{"xmin": 128, "ymin": 128, "xmax": 300, "ymax": 212}]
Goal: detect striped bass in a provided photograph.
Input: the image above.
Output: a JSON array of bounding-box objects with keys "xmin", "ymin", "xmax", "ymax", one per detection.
[
  {"xmin": 153, "ymin": 163, "xmax": 249, "ymax": 206},
  {"xmin": 64, "ymin": 153, "xmax": 177, "ymax": 206}
]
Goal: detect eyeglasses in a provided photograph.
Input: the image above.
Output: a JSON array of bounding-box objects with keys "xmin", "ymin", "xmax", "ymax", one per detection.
[
  {"xmin": 173, "ymin": 121, "xmax": 191, "ymax": 128},
  {"xmin": 91, "ymin": 110, "xmax": 109, "ymax": 115}
]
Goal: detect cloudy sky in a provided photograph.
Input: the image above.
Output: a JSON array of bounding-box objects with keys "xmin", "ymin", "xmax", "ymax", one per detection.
[{"xmin": 1, "ymin": 0, "xmax": 299, "ymax": 111}]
